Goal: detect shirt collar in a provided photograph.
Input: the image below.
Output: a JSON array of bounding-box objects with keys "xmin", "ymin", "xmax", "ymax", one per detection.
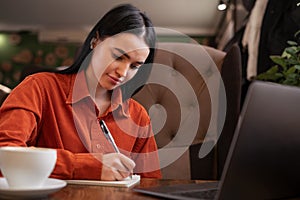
[
  {"xmin": 66, "ymin": 70, "xmax": 130, "ymax": 118},
  {"xmin": 66, "ymin": 70, "xmax": 90, "ymax": 104}
]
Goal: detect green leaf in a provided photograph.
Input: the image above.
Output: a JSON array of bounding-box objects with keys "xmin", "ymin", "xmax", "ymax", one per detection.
[
  {"xmin": 295, "ymin": 65, "xmax": 300, "ymax": 70},
  {"xmin": 270, "ymin": 56, "xmax": 287, "ymax": 68},
  {"xmin": 295, "ymin": 30, "xmax": 300, "ymax": 38},
  {"xmin": 256, "ymin": 73, "xmax": 283, "ymax": 82},
  {"xmin": 283, "ymin": 73, "xmax": 299, "ymax": 85},
  {"xmin": 285, "ymin": 47, "xmax": 297, "ymax": 57},
  {"xmin": 256, "ymin": 66, "xmax": 283, "ymax": 81},
  {"xmin": 287, "ymin": 40, "xmax": 298, "ymax": 46},
  {"xmin": 287, "ymin": 67, "xmax": 296, "ymax": 74},
  {"xmin": 286, "ymin": 58, "xmax": 300, "ymax": 65},
  {"xmin": 282, "ymin": 51, "xmax": 290, "ymax": 58},
  {"xmin": 266, "ymin": 65, "xmax": 279, "ymax": 74}
]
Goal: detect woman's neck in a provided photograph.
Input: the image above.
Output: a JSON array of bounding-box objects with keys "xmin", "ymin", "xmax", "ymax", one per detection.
[{"xmin": 85, "ymin": 67, "xmax": 111, "ymax": 115}]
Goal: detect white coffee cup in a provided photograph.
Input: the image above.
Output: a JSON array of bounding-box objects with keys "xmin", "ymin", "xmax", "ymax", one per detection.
[{"xmin": 0, "ymin": 146, "xmax": 57, "ymax": 189}]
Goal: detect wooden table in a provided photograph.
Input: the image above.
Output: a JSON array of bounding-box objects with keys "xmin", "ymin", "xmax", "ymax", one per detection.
[{"xmin": 48, "ymin": 178, "xmax": 208, "ymax": 200}]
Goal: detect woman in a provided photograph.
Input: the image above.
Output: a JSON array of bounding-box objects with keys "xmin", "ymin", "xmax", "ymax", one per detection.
[{"xmin": 0, "ymin": 4, "xmax": 162, "ymax": 180}]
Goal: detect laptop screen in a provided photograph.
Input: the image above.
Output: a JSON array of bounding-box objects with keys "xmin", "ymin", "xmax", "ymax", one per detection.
[{"xmin": 217, "ymin": 81, "xmax": 300, "ymax": 199}]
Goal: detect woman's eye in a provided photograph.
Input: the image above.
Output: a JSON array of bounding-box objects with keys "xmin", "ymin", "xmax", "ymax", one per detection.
[{"xmin": 130, "ymin": 65, "xmax": 140, "ymax": 70}]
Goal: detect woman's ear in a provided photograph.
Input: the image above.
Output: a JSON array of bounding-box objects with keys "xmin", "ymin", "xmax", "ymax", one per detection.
[
  {"xmin": 90, "ymin": 31, "xmax": 101, "ymax": 49},
  {"xmin": 90, "ymin": 37, "xmax": 97, "ymax": 49}
]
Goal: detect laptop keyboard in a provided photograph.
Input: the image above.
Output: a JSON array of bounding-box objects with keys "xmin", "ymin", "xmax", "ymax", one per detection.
[{"xmin": 175, "ymin": 188, "xmax": 218, "ymax": 199}]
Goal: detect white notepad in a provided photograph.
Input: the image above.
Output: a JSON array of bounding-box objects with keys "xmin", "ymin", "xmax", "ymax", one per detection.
[{"xmin": 66, "ymin": 174, "xmax": 140, "ymax": 188}]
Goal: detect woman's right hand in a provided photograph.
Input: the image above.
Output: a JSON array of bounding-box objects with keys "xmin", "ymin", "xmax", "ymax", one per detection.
[{"xmin": 101, "ymin": 153, "xmax": 135, "ymax": 181}]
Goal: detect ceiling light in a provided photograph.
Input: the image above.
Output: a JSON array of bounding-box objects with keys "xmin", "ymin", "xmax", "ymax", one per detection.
[{"xmin": 218, "ymin": 0, "xmax": 228, "ymax": 11}]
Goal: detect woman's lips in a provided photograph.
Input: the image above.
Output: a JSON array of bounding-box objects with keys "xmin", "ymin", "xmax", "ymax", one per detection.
[{"xmin": 107, "ymin": 74, "xmax": 121, "ymax": 85}]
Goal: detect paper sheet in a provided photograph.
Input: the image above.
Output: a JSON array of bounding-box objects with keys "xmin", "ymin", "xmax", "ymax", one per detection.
[{"xmin": 66, "ymin": 175, "xmax": 140, "ymax": 188}]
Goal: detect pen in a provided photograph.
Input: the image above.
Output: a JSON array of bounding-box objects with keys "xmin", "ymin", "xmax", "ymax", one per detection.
[
  {"xmin": 99, "ymin": 120, "xmax": 120, "ymax": 153},
  {"xmin": 99, "ymin": 120, "xmax": 132, "ymax": 179}
]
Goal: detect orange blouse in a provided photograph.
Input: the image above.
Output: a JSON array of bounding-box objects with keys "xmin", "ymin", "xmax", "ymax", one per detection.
[{"xmin": 0, "ymin": 70, "xmax": 161, "ymax": 180}]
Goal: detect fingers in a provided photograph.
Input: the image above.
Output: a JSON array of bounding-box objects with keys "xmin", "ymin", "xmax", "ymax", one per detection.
[
  {"xmin": 101, "ymin": 153, "xmax": 135, "ymax": 181},
  {"xmin": 111, "ymin": 167, "xmax": 128, "ymax": 181},
  {"xmin": 101, "ymin": 164, "xmax": 128, "ymax": 180},
  {"xmin": 118, "ymin": 153, "xmax": 136, "ymax": 173},
  {"xmin": 115, "ymin": 168, "xmax": 130, "ymax": 180}
]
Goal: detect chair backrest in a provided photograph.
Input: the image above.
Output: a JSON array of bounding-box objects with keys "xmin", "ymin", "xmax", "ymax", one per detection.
[{"xmin": 133, "ymin": 42, "xmax": 241, "ymax": 179}]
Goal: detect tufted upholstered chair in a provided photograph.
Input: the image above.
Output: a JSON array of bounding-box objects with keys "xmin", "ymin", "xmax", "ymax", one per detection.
[{"xmin": 132, "ymin": 42, "xmax": 242, "ymax": 180}]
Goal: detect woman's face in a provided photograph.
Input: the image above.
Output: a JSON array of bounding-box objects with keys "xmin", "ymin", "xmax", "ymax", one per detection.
[{"xmin": 87, "ymin": 32, "xmax": 150, "ymax": 91}]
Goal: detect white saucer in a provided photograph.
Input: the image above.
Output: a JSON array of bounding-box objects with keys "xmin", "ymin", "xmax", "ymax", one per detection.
[{"xmin": 0, "ymin": 177, "xmax": 66, "ymax": 199}]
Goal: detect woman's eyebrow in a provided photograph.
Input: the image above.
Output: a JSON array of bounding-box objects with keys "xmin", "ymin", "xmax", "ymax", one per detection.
[
  {"xmin": 114, "ymin": 48, "xmax": 130, "ymax": 59},
  {"xmin": 114, "ymin": 48, "xmax": 145, "ymax": 65}
]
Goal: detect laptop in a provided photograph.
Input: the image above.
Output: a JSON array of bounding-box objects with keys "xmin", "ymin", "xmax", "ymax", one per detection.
[{"xmin": 133, "ymin": 81, "xmax": 300, "ymax": 200}]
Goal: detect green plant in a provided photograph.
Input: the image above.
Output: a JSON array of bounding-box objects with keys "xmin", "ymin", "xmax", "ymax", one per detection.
[{"xmin": 256, "ymin": 30, "xmax": 300, "ymax": 86}]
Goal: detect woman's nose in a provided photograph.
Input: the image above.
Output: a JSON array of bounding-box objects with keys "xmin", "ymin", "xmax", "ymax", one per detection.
[{"xmin": 116, "ymin": 62, "xmax": 130, "ymax": 77}]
